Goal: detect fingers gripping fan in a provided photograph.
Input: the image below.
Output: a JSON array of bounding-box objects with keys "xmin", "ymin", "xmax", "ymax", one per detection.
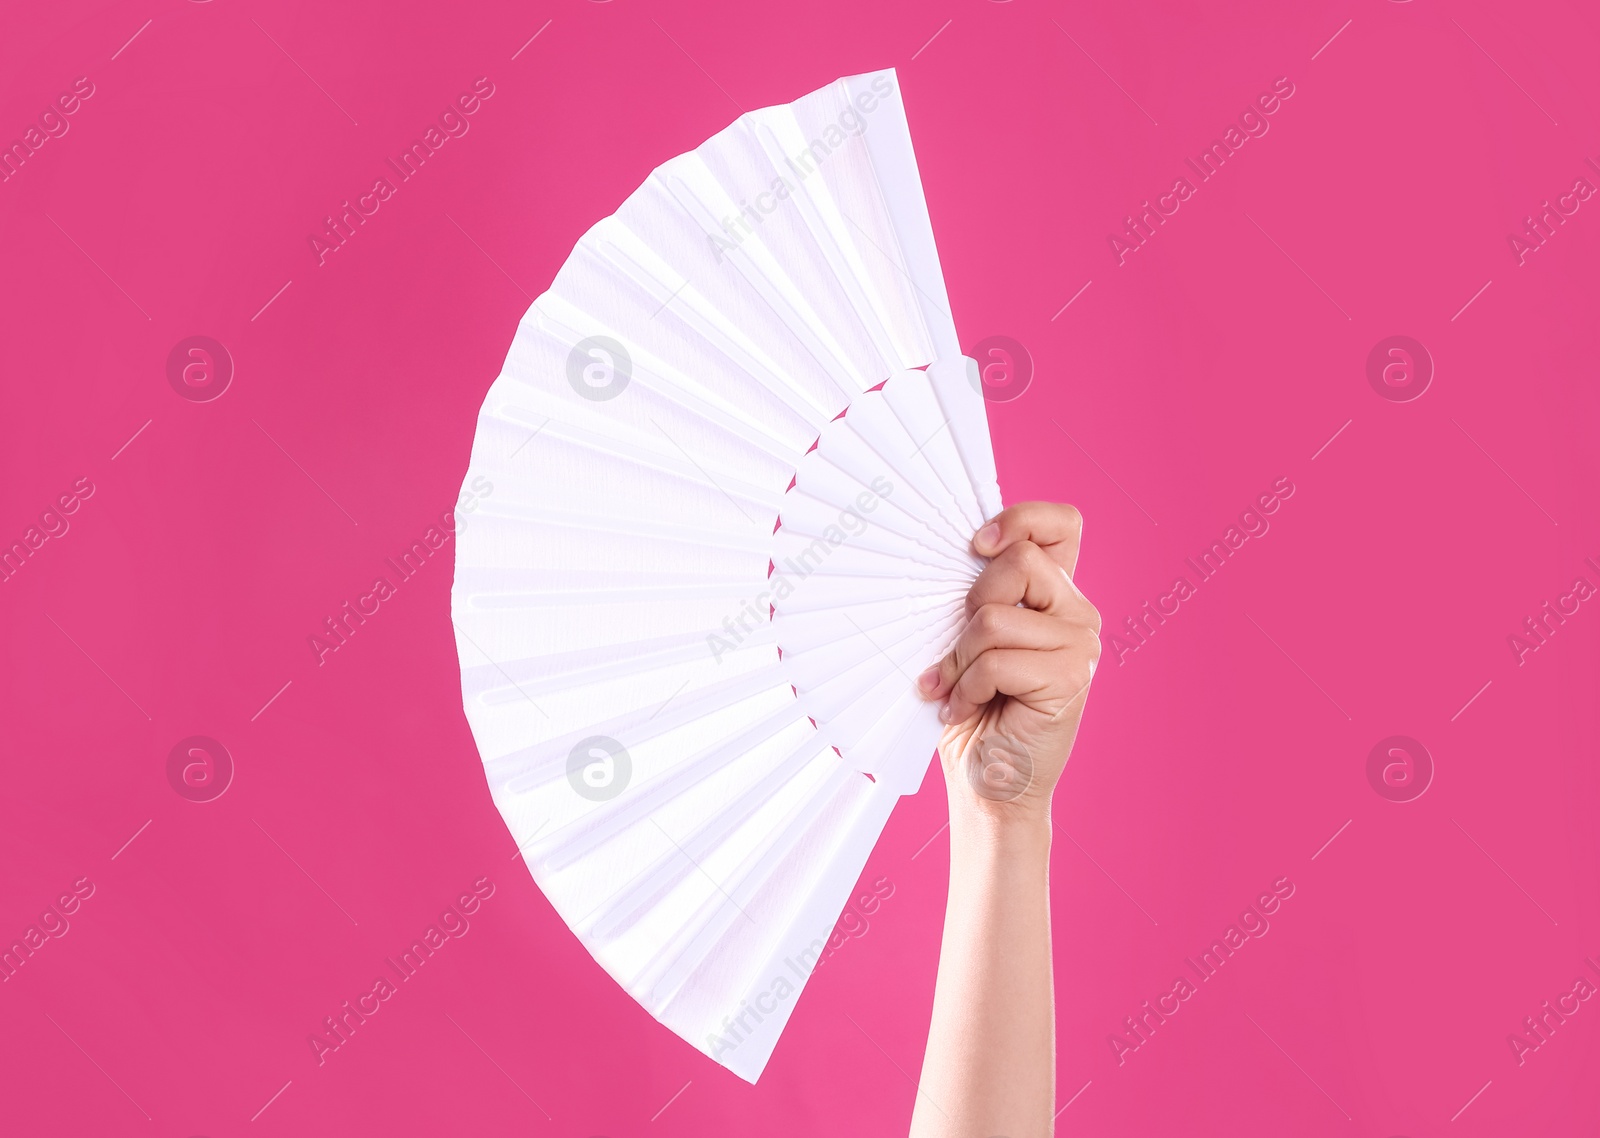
[{"xmin": 452, "ymin": 69, "xmax": 1001, "ymax": 1081}]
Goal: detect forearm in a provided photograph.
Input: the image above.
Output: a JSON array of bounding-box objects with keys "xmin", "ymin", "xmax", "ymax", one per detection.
[
  {"xmin": 909, "ymin": 502, "xmax": 1098, "ymax": 1137},
  {"xmin": 909, "ymin": 798, "xmax": 1055, "ymax": 1138}
]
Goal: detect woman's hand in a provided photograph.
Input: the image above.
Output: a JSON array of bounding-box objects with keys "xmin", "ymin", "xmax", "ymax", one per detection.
[
  {"xmin": 917, "ymin": 501, "xmax": 1102, "ymax": 822},
  {"xmin": 908, "ymin": 501, "xmax": 1099, "ymax": 1138}
]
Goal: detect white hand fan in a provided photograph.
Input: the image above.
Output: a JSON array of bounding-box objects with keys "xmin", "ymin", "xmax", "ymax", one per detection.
[{"xmin": 452, "ymin": 68, "xmax": 1001, "ymax": 1082}]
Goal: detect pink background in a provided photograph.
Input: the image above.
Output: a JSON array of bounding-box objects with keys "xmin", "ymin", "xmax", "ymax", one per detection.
[{"xmin": 3, "ymin": 0, "xmax": 1598, "ymax": 1134}]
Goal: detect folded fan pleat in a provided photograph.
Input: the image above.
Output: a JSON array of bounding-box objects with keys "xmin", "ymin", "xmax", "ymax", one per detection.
[{"xmin": 452, "ymin": 68, "xmax": 1002, "ymax": 1083}]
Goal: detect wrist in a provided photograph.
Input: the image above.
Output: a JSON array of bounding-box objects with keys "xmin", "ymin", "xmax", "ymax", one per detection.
[
  {"xmin": 936, "ymin": 714, "xmax": 1065, "ymax": 838},
  {"xmin": 946, "ymin": 789, "xmax": 1053, "ymax": 857}
]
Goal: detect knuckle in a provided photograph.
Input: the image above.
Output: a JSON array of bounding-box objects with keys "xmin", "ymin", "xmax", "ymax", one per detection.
[
  {"xmin": 1083, "ymin": 632, "xmax": 1104, "ymax": 665},
  {"xmin": 973, "ymin": 603, "xmax": 1007, "ymax": 639},
  {"xmin": 964, "ymin": 571, "xmax": 994, "ymax": 608},
  {"xmin": 1067, "ymin": 655, "xmax": 1096, "ymax": 692},
  {"xmin": 1013, "ymin": 540, "xmax": 1049, "ymax": 572}
]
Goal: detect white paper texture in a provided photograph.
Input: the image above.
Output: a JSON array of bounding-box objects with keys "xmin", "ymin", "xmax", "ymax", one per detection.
[{"xmin": 452, "ymin": 67, "xmax": 1001, "ymax": 1081}]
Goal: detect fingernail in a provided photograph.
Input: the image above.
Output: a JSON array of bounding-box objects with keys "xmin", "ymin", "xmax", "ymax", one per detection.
[
  {"xmin": 939, "ymin": 702, "xmax": 956, "ymax": 723},
  {"xmin": 916, "ymin": 665, "xmax": 940, "ymax": 695},
  {"xmin": 975, "ymin": 523, "xmax": 1000, "ymax": 552}
]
